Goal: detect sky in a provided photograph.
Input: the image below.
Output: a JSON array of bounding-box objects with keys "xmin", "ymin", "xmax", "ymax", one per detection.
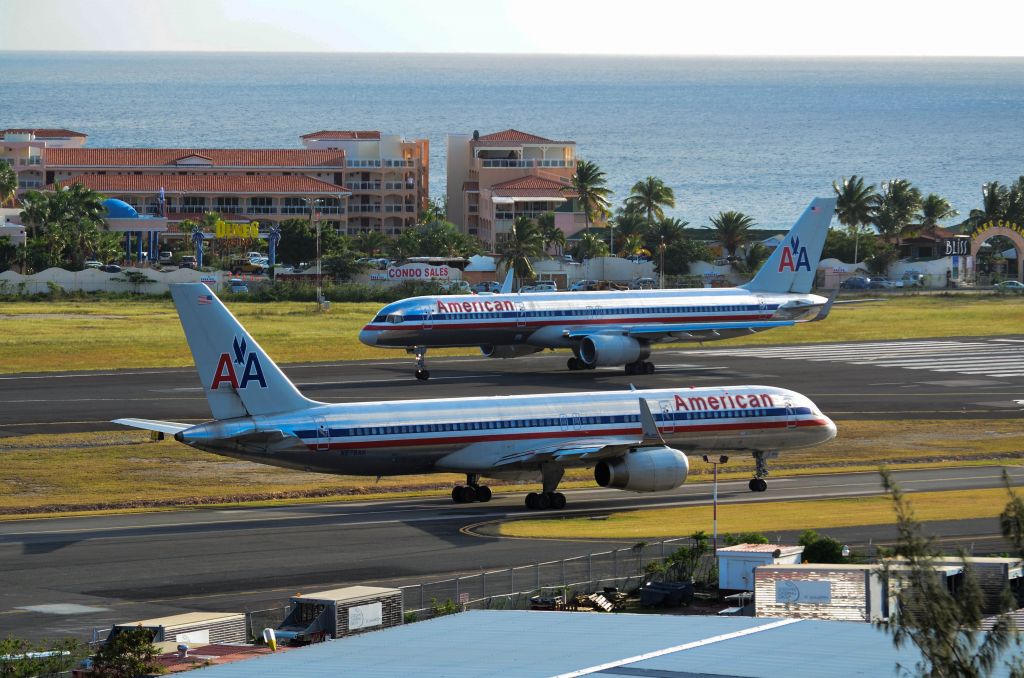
[{"xmin": 4, "ymin": 0, "xmax": 1024, "ymax": 56}]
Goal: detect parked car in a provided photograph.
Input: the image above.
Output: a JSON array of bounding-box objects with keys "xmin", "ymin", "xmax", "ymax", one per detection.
[
  {"xmin": 158, "ymin": 251, "xmax": 174, "ymax": 264},
  {"xmin": 99, "ymin": 264, "xmax": 122, "ymax": 273},
  {"xmin": 473, "ymin": 281, "xmax": 502, "ymax": 293},
  {"xmin": 532, "ymin": 281, "xmax": 558, "ymax": 292},
  {"xmin": 995, "ymin": 280, "xmax": 1024, "ymax": 291},
  {"xmin": 868, "ymin": 277, "xmax": 902, "ymax": 289},
  {"xmin": 630, "ymin": 277, "xmax": 657, "ymax": 289},
  {"xmin": 901, "ymin": 273, "xmax": 926, "ymax": 287},
  {"xmin": 179, "ymin": 256, "xmax": 198, "ymax": 269},
  {"xmin": 569, "ymin": 279, "xmax": 599, "ymax": 291},
  {"xmin": 83, "ymin": 260, "xmax": 103, "ymax": 269},
  {"xmin": 839, "ymin": 276, "xmax": 871, "ymax": 289},
  {"xmin": 437, "ymin": 280, "xmax": 471, "ymax": 294},
  {"xmin": 230, "ymin": 258, "xmax": 266, "ymax": 275},
  {"xmin": 228, "ymin": 278, "xmax": 249, "ymax": 294}
]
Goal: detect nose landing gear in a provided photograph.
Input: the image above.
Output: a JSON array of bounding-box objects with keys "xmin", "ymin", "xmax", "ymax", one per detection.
[
  {"xmin": 413, "ymin": 346, "xmax": 430, "ymax": 381},
  {"xmin": 749, "ymin": 450, "xmax": 776, "ymax": 492}
]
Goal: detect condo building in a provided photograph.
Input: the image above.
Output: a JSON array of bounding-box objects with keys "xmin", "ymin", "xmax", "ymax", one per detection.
[
  {"xmin": 446, "ymin": 129, "xmax": 587, "ymax": 250},
  {"xmin": 1, "ymin": 128, "xmax": 429, "ymax": 238}
]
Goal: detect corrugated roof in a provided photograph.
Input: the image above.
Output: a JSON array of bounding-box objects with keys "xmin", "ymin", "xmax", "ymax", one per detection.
[
  {"xmin": 301, "ymin": 130, "xmax": 382, "ymax": 140},
  {"xmin": 293, "ymin": 586, "xmax": 400, "ymax": 602},
  {"xmin": 45, "ymin": 175, "xmax": 350, "ymax": 195},
  {"xmin": 191, "ymin": 610, "xmax": 1009, "ymax": 678},
  {"xmin": 718, "ymin": 544, "xmax": 803, "ymax": 554},
  {"xmin": 45, "ymin": 148, "xmax": 347, "ymax": 168},
  {"xmin": 118, "ymin": 612, "xmax": 243, "ymax": 628}
]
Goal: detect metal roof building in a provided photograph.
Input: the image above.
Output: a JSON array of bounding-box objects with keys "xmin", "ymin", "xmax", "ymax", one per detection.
[{"xmin": 192, "ymin": 609, "xmax": 1019, "ymax": 677}]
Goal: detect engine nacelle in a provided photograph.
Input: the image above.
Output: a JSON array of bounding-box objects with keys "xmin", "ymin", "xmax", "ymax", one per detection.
[
  {"xmin": 594, "ymin": 447, "xmax": 689, "ymax": 493},
  {"xmin": 579, "ymin": 334, "xmax": 650, "ymax": 367},
  {"xmin": 479, "ymin": 344, "xmax": 543, "ymax": 359}
]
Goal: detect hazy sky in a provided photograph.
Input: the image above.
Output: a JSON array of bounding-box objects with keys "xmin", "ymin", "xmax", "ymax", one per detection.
[{"xmin": 5, "ymin": 0, "xmax": 1024, "ymax": 56}]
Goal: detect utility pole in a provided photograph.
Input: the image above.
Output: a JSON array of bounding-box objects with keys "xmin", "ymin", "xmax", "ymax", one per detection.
[{"xmin": 702, "ymin": 455, "xmax": 729, "ymax": 552}]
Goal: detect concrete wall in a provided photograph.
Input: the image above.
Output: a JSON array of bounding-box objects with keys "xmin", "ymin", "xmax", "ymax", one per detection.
[{"xmin": 0, "ymin": 267, "xmax": 225, "ymax": 295}]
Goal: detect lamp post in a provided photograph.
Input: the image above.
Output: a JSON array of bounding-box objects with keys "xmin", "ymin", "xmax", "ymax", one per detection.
[
  {"xmin": 659, "ymin": 235, "xmax": 666, "ymax": 289},
  {"xmin": 304, "ymin": 197, "xmax": 325, "ymax": 310},
  {"xmin": 702, "ymin": 455, "xmax": 729, "ymax": 552}
]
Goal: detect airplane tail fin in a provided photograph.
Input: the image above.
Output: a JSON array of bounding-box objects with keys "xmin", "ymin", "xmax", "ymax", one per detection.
[
  {"xmin": 741, "ymin": 197, "xmax": 836, "ymax": 294},
  {"xmin": 169, "ymin": 283, "xmax": 318, "ymax": 420}
]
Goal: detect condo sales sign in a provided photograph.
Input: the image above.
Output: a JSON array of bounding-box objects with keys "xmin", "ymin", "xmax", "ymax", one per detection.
[
  {"xmin": 775, "ymin": 580, "xmax": 832, "ymax": 604},
  {"xmin": 369, "ymin": 263, "xmax": 458, "ymax": 281}
]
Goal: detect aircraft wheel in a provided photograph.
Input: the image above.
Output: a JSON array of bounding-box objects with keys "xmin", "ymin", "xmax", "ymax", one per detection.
[
  {"xmin": 644, "ymin": 362, "xmax": 655, "ymax": 374},
  {"xmin": 536, "ymin": 492, "xmax": 552, "ymax": 510},
  {"xmin": 748, "ymin": 479, "xmax": 758, "ymax": 492},
  {"xmin": 525, "ymin": 492, "xmax": 540, "ymax": 509},
  {"xmin": 756, "ymin": 478, "xmax": 768, "ymax": 492},
  {"xmin": 452, "ymin": 486, "xmax": 466, "ymax": 503},
  {"xmin": 625, "ymin": 362, "xmax": 637, "ymax": 375},
  {"xmin": 476, "ymin": 485, "xmax": 492, "ymax": 502},
  {"xmin": 461, "ymin": 485, "xmax": 478, "ymax": 503},
  {"xmin": 415, "ymin": 369, "xmax": 430, "ymax": 381},
  {"xmin": 568, "ymin": 357, "xmax": 581, "ymax": 371},
  {"xmin": 550, "ymin": 492, "xmax": 567, "ymax": 510}
]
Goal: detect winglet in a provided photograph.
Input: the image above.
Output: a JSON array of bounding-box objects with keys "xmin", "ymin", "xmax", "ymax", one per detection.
[
  {"xmin": 638, "ymin": 398, "xmax": 666, "ymax": 445},
  {"xmin": 499, "ymin": 269, "xmax": 514, "ymax": 294},
  {"xmin": 811, "ymin": 288, "xmax": 839, "ymax": 322}
]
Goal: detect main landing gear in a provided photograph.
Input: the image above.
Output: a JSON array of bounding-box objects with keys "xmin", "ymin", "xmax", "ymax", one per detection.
[
  {"xmin": 452, "ymin": 473, "xmax": 492, "ymax": 503},
  {"xmin": 748, "ymin": 450, "xmax": 776, "ymax": 492},
  {"xmin": 525, "ymin": 464, "xmax": 566, "ymax": 510},
  {"xmin": 566, "ymin": 357, "xmax": 594, "ymax": 371},
  {"xmin": 625, "ymin": 360, "xmax": 655, "ymax": 375},
  {"xmin": 413, "ymin": 346, "xmax": 430, "ymax": 381}
]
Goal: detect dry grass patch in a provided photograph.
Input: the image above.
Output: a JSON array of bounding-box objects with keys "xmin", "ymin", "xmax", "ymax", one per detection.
[{"xmin": 495, "ymin": 486, "xmax": 1016, "ymax": 540}]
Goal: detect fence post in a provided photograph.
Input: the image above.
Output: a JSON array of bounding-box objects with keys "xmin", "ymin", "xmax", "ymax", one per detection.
[
  {"xmin": 613, "ymin": 548, "xmax": 618, "ymax": 581},
  {"xmin": 482, "ymin": 570, "xmax": 487, "ymax": 599},
  {"xmin": 536, "ymin": 562, "xmax": 540, "ymax": 591},
  {"xmin": 511, "ymin": 567, "xmax": 515, "ymax": 595},
  {"xmin": 420, "ymin": 584, "xmax": 424, "ymax": 611},
  {"xmin": 661, "ymin": 539, "xmax": 665, "ymax": 560},
  {"xmin": 456, "ymin": 576, "xmax": 460, "ymax": 604},
  {"xmin": 588, "ymin": 553, "xmax": 593, "ymax": 586}
]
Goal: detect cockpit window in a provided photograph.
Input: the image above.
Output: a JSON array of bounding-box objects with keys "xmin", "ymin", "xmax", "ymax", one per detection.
[{"xmin": 386, "ymin": 313, "xmax": 404, "ymax": 324}]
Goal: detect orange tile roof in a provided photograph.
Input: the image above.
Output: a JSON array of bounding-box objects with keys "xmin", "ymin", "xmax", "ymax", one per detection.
[
  {"xmin": 2, "ymin": 127, "xmax": 87, "ymax": 138},
  {"xmin": 491, "ymin": 175, "xmax": 577, "ymax": 198},
  {"xmin": 45, "ymin": 148, "xmax": 346, "ymax": 168},
  {"xmin": 301, "ymin": 130, "xmax": 381, "ymax": 140},
  {"xmin": 477, "ymin": 129, "xmax": 554, "ymax": 143},
  {"xmin": 46, "ymin": 174, "xmax": 351, "ymax": 195}
]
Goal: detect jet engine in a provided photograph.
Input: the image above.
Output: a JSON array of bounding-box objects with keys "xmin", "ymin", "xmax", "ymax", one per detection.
[
  {"xmin": 479, "ymin": 344, "xmax": 543, "ymax": 359},
  {"xmin": 594, "ymin": 447, "xmax": 689, "ymax": 493},
  {"xmin": 579, "ymin": 334, "xmax": 650, "ymax": 367}
]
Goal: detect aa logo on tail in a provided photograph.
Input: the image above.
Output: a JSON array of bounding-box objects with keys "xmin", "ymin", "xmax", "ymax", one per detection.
[
  {"xmin": 777, "ymin": 235, "xmax": 811, "ymax": 272},
  {"xmin": 211, "ymin": 336, "xmax": 267, "ymax": 390}
]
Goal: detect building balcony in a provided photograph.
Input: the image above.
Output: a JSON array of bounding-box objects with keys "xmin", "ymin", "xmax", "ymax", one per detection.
[
  {"xmin": 347, "ymin": 160, "xmax": 382, "ymax": 168},
  {"xmin": 384, "ymin": 159, "xmax": 415, "ymax": 167},
  {"xmin": 349, "ymin": 204, "xmax": 382, "ymax": 213},
  {"xmin": 478, "ymin": 159, "xmax": 574, "ymax": 169},
  {"xmin": 346, "ymin": 181, "xmax": 382, "ymax": 191},
  {"xmin": 383, "ymin": 204, "xmax": 416, "ymax": 213},
  {"xmin": 383, "ymin": 181, "xmax": 414, "ymax": 191},
  {"xmin": 281, "ymin": 205, "xmax": 345, "ymax": 215}
]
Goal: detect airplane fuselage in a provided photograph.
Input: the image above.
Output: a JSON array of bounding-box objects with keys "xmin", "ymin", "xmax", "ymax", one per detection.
[
  {"xmin": 359, "ymin": 288, "xmax": 828, "ymax": 350},
  {"xmin": 177, "ymin": 385, "xmax": 835, "ymax": 478}
]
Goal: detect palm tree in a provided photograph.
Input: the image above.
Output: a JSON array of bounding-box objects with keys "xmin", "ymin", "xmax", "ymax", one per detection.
[
  {"xmin": 497, "ymin": 216, "xmax": 546, "ymax": 288},
  {"xmin": 537, "ymin": 212, "xmax": 566, "ymax": 256},
  {"xmin": 644, "ymin": 217, "xmax": 688, "ymax": 256},
  {"xmin": 964, "ymin": 181, "xmax": 1009, "ymax": 233},
  {"xmin": 571, "ymin": 231, "xmax": 610, "ymax": 261},
  {"xmin": 917, "ymin": 194, "xmax": 958, "ymax": 237},
  {"xmin": 355, "ymin": 230, "xmax": 388, "ymax": 257},
  {"xmin": 872, "ymin": 179, "xmax": 922, "ymax": 247},
  {"xmin": 709, "ymin": 211, "xmax": 755, "ymax": 261},
  {"xmin": 832, "ymin": 175, "xmax": 877, "ymax": 264},
  {"xmin": 619, "ymin": 233, "xmax": 647, "ymax": 258},
  {"xmin": 625, "ymin": 176, "xmax": 676, "ymax": 226},
  {"xmin": 0, "ymin": 163, "xmax": 17, "ymax": 207},
  {"xmin": 569, "ymin": 160, "xmax": 612, "ymax": 235}
]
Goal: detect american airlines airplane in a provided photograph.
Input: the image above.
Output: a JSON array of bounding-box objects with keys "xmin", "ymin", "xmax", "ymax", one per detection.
[
  {"xmin": 115, "ymin": 283, "xmax": 836, "ymax": 506},
  {"xmin": 360, "ymin": 197, "xmax": 837, "ymax": 380}
]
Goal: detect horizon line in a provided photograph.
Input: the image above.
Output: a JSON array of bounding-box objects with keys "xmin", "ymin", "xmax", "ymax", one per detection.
[{"xmin": 2, "ymin": 49, "xmax": 1024, "ymax": 59}]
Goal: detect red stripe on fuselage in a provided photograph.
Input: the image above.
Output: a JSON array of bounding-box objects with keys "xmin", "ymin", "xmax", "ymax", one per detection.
[
  {"xmin": 362, "ymin": 312, "xmax": 773, "ymax": 332},
  {"xmin": 302, "ymin": 418, "xmax": 830, "ymax": 451}
]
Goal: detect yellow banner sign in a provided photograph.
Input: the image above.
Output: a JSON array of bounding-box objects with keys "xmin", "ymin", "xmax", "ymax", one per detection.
[
  {"xmin": 215, "ymin": 222, "xmax": 260, "ymax": 239},
  {"xmin": 974, "ymin": 220, "xmax": 1024, "ymax": 239}
]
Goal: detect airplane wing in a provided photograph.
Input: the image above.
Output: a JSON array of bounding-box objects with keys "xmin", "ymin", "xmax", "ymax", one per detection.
[
  {"xmin": 564, "ymin": 320, "xmax": 794, "ymax": 340},
  {"xmin": 112, "ymin": 418, "xmax": 191, "ymax": 435},
  {"xmin": 492, "ymin": 398, "xmax": 669, "ymax": 467}
]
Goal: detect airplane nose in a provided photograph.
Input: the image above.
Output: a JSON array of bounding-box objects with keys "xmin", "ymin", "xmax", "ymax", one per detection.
[
  {"xmin": 821, "ymin": 416, "xmax": 838, "ymax": 442},
  {"xmin": 358, "ymin": 328, "xmax": 378, "ymax": 346}
]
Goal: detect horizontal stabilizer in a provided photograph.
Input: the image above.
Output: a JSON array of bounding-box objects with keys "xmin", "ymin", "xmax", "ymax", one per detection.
[{"xmin": 112, "ymin": 418, "xmax": 191, "ymax": 435}]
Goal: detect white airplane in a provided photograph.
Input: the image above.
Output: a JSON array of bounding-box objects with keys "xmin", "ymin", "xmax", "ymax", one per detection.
[
  {"xmin": 360, "ymin": 197, "xmax": 837, "ymax": 380},
  {"xmin": 114, "ymin": 283, "xmax": 836, "ymax": 506}
]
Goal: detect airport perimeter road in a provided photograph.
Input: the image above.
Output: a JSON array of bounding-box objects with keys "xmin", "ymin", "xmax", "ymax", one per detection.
[
  {"xmin": 1, "ymin": 335, "xmax": 1023, "ymax": 435},
  {"xmin": 0, "ymin": 465, "xmax": 1020, "ymax": 641}
]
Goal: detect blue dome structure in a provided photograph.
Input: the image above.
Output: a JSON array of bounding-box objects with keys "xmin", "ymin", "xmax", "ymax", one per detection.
[{"xmin": 103, "ymin": 198, "xmax": 139, "ymax": 219}]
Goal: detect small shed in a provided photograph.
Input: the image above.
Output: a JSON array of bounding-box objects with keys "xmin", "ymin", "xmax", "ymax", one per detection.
[
  {"xmin": 897, "ymin": 556, "xmax": 1023, "ymax": 614},
  {"xmin": 276, "ymin": 586, "xmax": 402, "ymax": 644},
  {"xmin": 109, "ymin": 612, "xmax": 247, "ymax": 645},
  {"xmin": 717, "ymin": 544, "xmax": 804, "ymax": 592}
]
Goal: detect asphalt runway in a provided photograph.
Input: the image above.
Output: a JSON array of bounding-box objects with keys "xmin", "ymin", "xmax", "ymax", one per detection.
[
  {"xmin": 0, "ymin": 335, "xmax": 1021, "ymax": 640},
  {"xmin": 1, "ymin": 465, "xmax": 1020, "ymax": 641},
  {"xmin": 1, "ymin": 335, "xmax": 1023, "ymax": 436}
]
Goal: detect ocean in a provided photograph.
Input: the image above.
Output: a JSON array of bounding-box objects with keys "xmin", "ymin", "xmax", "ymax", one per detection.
[{"xmin": 1, "ymin": 52, "xmax": 1022, "ymax": 229}]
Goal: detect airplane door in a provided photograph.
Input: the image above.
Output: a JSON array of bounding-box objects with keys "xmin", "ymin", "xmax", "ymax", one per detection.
[
  {"xmin": 314, "ymin": 416, "xmax": 330, "ymax": 451},
  {"xmin": 424, "ymin": 309, "xmax": 434, "ymax": 331},
  {"xmin": 516, "ymin": 303, "xmax": 526, "ymax": 328},
  {"xmin": 572, "ymin": 412, "xmax": 583, "ymax": 431},
  {"xmin": 659, "ymin": 401, "xmax": 675, "ymax": 434},
  {"xmin": 560, "ymin": 414, "xmax": 570, "ymax": 431},
  {"xmin": 757, "ymin": 295, "xmax": 768, "ymax": 317},
  {"xmin": 784, "ymin": 398, "xmax": 796, "ymax": 430}
]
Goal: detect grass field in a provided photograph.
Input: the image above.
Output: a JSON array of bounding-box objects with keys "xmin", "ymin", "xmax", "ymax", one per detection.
[
  {"xmin": 0, "ymin": 294, "xmax": 1021, "ymax": 374},
  {"xmin": 491, "ymin": 486, "xmax": 1017, "ymax": 539},
  {"xmin": 1, "ymin": 419, "xmax": 1018, "ymax": 519}
]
